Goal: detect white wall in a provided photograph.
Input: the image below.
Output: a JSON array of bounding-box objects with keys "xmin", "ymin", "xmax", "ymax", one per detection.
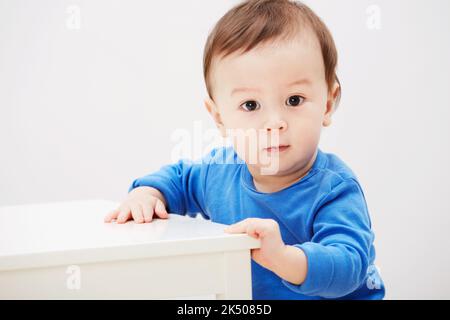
[{"xmin": 1, "ymin": 0, "xmax": 449, "ymax": 299}]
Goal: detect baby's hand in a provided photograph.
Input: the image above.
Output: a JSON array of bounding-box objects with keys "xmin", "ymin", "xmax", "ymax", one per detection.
[
  {"xmin": 104, "ymin": 186, "xmax": 169, "ymax": 224},
  {"xmin": 224, "ymin": 218, "xmax": 286, "ymax": 271}
]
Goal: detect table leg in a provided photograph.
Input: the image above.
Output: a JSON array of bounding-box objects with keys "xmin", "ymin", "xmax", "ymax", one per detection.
[{"xmin": 216, "ymin": 250, "xmax": 252, "ymax": 300}]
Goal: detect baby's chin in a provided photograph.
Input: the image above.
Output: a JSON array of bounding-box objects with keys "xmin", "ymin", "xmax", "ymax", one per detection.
[
  {"xmin": 255, "ymin": 162, "xmax": 292, "ymax": 176},
  {"xmin": 251, "ymin": 156, "xmax": 296, "ymax": 176},
  {"xmin": 254, "ymin": 151, "xmax": 316, "ymax": 177}
]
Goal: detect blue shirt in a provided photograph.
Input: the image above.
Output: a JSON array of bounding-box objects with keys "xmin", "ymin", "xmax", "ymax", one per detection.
[{"xmin": 129, "ymin": 146, "xmax": 385, "ymax": 300}]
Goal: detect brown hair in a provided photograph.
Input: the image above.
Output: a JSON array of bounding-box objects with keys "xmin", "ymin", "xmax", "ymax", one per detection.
[{"xmin": 203, "ymin": 0, "xmax": 341, "ymax": 108}]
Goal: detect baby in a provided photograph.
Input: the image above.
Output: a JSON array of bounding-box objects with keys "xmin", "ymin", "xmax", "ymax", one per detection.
[{"xmin": 105, "ymin": 0, "xmax": 385, "ymax": 300}]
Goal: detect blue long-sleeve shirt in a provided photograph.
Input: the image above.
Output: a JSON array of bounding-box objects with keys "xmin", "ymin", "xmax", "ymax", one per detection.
[{"xmin": 129, "ymin": 146, "xmax": 385, "ymax": 300}]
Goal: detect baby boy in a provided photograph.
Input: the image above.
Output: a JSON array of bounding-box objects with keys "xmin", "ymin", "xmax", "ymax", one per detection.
[{"xmin": 105, "ymin": 0, "xmax": 385, "ymax": 300}]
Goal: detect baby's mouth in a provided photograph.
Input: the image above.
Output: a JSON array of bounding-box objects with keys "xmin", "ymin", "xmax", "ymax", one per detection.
[{"xmin": 263, "ymin": 145, "xmax": 290, "ymax": 153}]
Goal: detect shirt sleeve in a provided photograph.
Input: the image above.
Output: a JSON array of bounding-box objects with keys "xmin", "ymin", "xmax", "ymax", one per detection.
[
  {"xmin": 281, "ymin": 178, "xmax": 374, "ymax": 298},
  {"xmin": 128, "ymin": 149, "xmax": 217, "ymax": 219}
]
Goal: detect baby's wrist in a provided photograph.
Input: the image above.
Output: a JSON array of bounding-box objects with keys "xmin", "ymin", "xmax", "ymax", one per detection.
[{"xmin": 272, "ymin": 245, "xmax": 308, "ymax": 285}]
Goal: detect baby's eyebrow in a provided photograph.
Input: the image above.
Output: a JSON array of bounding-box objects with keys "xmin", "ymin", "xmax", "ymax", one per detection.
[
  {"xmin": 287, "ymin": 78, "xmax": 312, "ymax": 87},
  {"xmin": 230, "ymin": 78, "xmax": 311, "ymax": 96}
]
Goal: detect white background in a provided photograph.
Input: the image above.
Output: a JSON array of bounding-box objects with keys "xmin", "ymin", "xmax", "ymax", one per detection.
[{"xmin": 1, "ymin": 0, "xmax": 449, "ymax": 299}]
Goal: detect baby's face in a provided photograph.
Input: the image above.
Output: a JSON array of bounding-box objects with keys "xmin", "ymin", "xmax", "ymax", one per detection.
[{"xmin": 205, "ymin": 31, "xmax": 338, "ymax": 176}]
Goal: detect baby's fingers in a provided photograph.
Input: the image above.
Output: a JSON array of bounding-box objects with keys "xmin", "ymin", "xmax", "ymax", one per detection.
[
  {"xmin": 116, "ymin": 205, "xmax": 131, "ymax": 224},
  {"xmin": 142, "ymin": 203, "xmax": 153, "ymax": 223},
  {"xmin": 129, "ymin": 203, "xmax": 144, "ymax": 224},
  {"xmin": 154, "ymin": 199, "xmax": 169, "ymax": 219},
  {"xmin": 104, "ymin": 208, "xmax": 120, "ymax": 223}
]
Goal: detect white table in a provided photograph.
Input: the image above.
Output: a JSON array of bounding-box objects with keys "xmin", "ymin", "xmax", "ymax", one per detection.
[{"xmin": 0, "ymin": 200, "xmax": 260, "ymax": 299}]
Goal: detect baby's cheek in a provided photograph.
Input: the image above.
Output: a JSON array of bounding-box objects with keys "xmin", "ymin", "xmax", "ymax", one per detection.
[
  {"xmin": 230, "ymin": 131, "xmax": 260, "ymax": 165},
  {"xmin": 291, "ymin": 125, "xmax": 322, "ymax": 161}
]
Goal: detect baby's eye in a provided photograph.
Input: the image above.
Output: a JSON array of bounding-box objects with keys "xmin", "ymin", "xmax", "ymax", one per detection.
[
  {"xmin": 240, "ymin": 100, "xmax": 260, "ymax": 112},
  {"xmin": 286, "ymin": 95, "xmax": 305, "ymax": 107}
]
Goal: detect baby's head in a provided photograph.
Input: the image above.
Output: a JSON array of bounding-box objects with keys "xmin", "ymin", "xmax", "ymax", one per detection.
[{"xmin": 203, "ymin": 0, "xmax": 341, "ymax": 176}]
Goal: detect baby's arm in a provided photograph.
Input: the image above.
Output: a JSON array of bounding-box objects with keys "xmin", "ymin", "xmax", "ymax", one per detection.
[
  {"xmin": 125, "ymin": 149, "xmax": 216, "ymax": 219},
  {"xmin": 225, "ymin": 178, "xmax": 374, "ymax": 299},
  {"xmin": 281, "ymin": 178, "xmax": 374, "ymax": 298}
]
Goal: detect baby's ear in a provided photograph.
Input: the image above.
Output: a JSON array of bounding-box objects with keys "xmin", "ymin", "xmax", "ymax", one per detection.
[
  {"xmin": 204, "ymin": 97, "xmax": 226, "ymax": 136},
  {"xmin": 323, "ymin": 81, "xmax": 340, "ymax": 127},
  {"xmin": 322, "ymin": 100, "xmax": 335, "ymax": 127},
  {"xmin": 323, "ymin": 116, "xmax": 332, "ymax": 127},
  {"xmin": 203, "ymin": 96, "xmax": 215, "ymax": 114}
]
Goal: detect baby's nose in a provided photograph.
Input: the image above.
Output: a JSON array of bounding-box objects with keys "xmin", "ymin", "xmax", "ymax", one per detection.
[{"xmin": 264, "ymin": 118, "xmax": 287, "ymax": 131}]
